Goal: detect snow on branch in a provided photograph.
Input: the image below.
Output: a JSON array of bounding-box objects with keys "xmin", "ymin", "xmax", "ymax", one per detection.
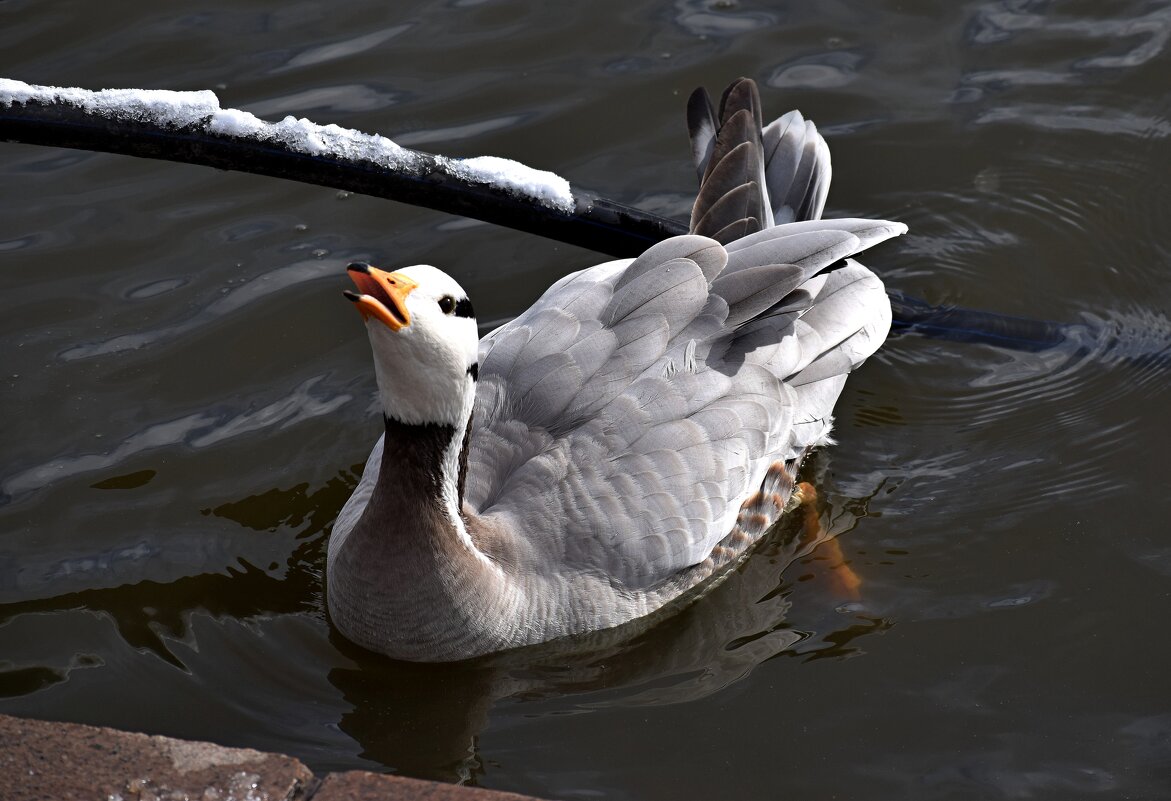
[
  {"xmin": 0, "ymin": 78, "xmax": 1083, "ymax": 351},
  {"xmin": 0, "ymin": 78, "xmax": 682, "ymax": 256},
  {"xmin": 0, "ymin": 79, "xmax": 573, "ymax": 212}
]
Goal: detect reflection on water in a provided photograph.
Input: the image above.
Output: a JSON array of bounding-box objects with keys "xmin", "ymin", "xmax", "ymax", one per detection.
[
  {"xmin": 327, "ymin": 457, "xmax": 889, "ymax": 781},
  {"xmin": 1, "ymin": 451, "xmax": 888, "ymax": 782},
  {"xmin": 2, "ymin": 0, "xmax": 1170, "ymax": 798}
]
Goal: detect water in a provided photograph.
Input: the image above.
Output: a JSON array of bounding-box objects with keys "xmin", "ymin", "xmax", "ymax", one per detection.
[{"xmin": 2, "ymin": 1, "xmax": 1170, "ymax": 798}]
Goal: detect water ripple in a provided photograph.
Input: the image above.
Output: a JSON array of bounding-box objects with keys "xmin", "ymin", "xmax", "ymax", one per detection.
[
  {"xmin": 767, "ymin": 50, "xmax": 866, "ymax": 90},
  {"xmin": 59, "ymin": 253, "xmax": 365, "ymax": 360},
  {"xmin": 1, "ymin": 376, "xmax": 353, "ymax": 498},
  {"xmin": 245, "ymin": 84, "xmax": 405, "ymax": 117},
  {"xmin": 875, "ymin": 302, "xmax": 1171, "ymax": 519},
  {"xmin": 395, "ymin": 114, "xmax": 532, "ymax": 147},
  {"xmin": 671, "ymin": 0, "xmax": 778, "ymax": 37},
  {"xmin": 273, "ymin": 24, "xmax": 414, "ymax": 73},
  {"xmin": 968, "ymin": 1, "xmax": 1171, "ymax": 69},
  {"xmin": 974, "ymin": 104, "xmax": 1171, "ymax": 138}
]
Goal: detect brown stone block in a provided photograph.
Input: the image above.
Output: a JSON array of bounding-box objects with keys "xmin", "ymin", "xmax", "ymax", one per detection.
[
  {"xmin": 312, "ymin": 770, "xmax": 546, "ymax": 801},
  {"xmin": 0, "ymin": 713, "xmax": 554, "ymax": 801},
  {"xmin": 0, "ymin": 713, "xmax": 314, "ymax": 801}
]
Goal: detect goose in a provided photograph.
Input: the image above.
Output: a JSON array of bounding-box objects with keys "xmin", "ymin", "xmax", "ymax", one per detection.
[{"xmin": 327, "ymin": 78, "xmax": 906, "ymax": 662}]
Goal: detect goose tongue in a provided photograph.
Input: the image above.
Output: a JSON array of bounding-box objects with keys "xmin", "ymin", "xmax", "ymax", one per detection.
[{"xmin": 344, "ymin": 262, "xmax": 417, "ymax": 331}]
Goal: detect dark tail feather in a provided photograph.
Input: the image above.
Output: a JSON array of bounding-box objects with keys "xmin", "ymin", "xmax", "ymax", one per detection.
[
  {"xmin": 688, "ymin": 78, "xmax": 833, "ymax": 239},
  {"xmin": 687, "ymin": 78, "xmax": 769, "ymax": 243}
]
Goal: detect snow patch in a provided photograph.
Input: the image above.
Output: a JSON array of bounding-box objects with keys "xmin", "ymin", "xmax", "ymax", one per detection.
[
  {"xmin": 0, "ymin": 78, "xmax": 217, "ymax": 127},
  {"xmin": 1, "ymin": 78, "xmax": 575, "ymax": 212},
  {"xmin": 206, "ymin": 107, "xmax": 411, "ymax": 167},
  {"xmin": 449, "ymin": 155, "xmax": 574, "ymax": 213}
]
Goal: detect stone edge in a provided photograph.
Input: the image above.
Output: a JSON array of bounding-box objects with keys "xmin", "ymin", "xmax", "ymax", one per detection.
[{"xmin": 0, "ymin": 713, "xmax": 549, "ymax": 801}]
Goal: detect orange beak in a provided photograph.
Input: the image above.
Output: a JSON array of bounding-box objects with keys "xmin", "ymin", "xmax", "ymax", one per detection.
[{"xmin": 344, "ymin": 263, "xmax": 417, "ymax": 331}]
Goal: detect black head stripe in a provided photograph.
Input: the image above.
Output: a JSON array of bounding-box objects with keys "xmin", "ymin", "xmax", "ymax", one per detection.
[
  {"xmin": 454, "ymin": 297, "xmax": 475, "ymax": 319},
  {"xmin": 467, "ymin": 363, "xmax": 479, "ymax": 381}
]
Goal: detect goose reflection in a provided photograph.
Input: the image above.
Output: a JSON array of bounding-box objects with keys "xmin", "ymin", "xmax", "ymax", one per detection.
[{"xmin": 325, "ymin": 451, "xmax": 881, "ymax": 781}]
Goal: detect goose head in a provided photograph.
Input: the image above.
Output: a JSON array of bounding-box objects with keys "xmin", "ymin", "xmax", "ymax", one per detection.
[{"xmin": 344, "ymin": 262, "xmax": 478, "ymax": 428}]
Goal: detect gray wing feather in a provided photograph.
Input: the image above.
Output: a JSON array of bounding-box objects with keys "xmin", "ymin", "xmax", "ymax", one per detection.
[
  {"xmin": 465, "ymin": 219, "xmax": 902, "ymax": 591},
  {"xmin": 460, "ymin": 78, "xmax": 904, "ymax": 595},
  {"xmin": 725, "ymin": 218, "xmax": 907, "ymax": 255},
  {"xmin": 712, "ymin": 264, "xmax": 805, "ymax": 327},
  {"xmin": 603, "ymin": 259, "xmax": 708, "ymax": 325},
  {"xmin": 616, "ymin": 235, "xmax": 728, "ymax": 289}
]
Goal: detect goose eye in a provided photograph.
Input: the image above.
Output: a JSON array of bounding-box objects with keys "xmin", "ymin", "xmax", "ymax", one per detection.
[{"xmin": 438, "ymin": 295, "xmax": 456, "ymax": 314}]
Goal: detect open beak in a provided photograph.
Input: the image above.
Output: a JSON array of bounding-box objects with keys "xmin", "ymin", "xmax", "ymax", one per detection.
[{"xmin": 344, "ymin": 263, "xmax": 417, "ymax": 331}]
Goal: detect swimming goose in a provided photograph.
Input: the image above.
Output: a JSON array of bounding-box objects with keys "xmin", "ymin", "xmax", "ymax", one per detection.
[{"xmin": 327, "ymin": 78, "xmax": 905, "ymax": 662}]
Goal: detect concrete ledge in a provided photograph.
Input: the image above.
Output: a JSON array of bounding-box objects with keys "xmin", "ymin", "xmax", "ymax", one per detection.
[{"xmin": 1, "ymin": 713, "xmax": 548, "ymax": 801}]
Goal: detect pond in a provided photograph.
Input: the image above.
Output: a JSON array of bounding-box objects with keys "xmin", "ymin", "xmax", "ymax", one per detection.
[{"xmin": 2, "ymin": 1, "xmax": 1169, "ymax": 799}]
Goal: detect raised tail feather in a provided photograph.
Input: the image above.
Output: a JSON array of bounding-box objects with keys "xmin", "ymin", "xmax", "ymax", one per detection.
[
  {"xmin": 687, "ymin": 78, "xmax": 897, "ymax": 457},
  {"xmin": 688, "ymin": 77, "xmax": 832, "ymax": 240}
]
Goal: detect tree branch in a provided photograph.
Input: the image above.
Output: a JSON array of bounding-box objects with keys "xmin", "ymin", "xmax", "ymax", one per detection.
[{"xmin": 0, "ymin": 80, "xmax": 1076, "ymax": 352}]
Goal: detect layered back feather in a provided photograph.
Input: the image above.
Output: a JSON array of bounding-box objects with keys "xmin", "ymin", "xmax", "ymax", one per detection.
[{"xmin": 462, "ymin": 79, "xmax": 901, "ymax": 600}]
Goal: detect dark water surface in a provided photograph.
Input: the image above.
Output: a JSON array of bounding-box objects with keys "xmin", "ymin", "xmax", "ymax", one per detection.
[{"xmin": 3, "ymin": 2, "xmax": 1170, "ymax": 799}]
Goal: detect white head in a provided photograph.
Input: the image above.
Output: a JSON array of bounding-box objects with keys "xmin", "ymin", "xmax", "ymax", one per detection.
[{"xmin": 345, "ymin": 262, "xmax": 479, "ymax": 428}]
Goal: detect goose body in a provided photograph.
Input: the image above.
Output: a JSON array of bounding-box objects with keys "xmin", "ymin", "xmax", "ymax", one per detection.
[{"xmin": 327, "ymin": 79, "xmax": 905, "ymax": 661}]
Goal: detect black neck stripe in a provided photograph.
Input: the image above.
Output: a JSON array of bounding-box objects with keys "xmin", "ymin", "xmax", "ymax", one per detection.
[
  {"xmin": 380, "ymin": 414, "xmax": 459, "ymax": 495},
  {"xmin": 467, "ymin": 363, "xmax": 479, "ymax": 381}
]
